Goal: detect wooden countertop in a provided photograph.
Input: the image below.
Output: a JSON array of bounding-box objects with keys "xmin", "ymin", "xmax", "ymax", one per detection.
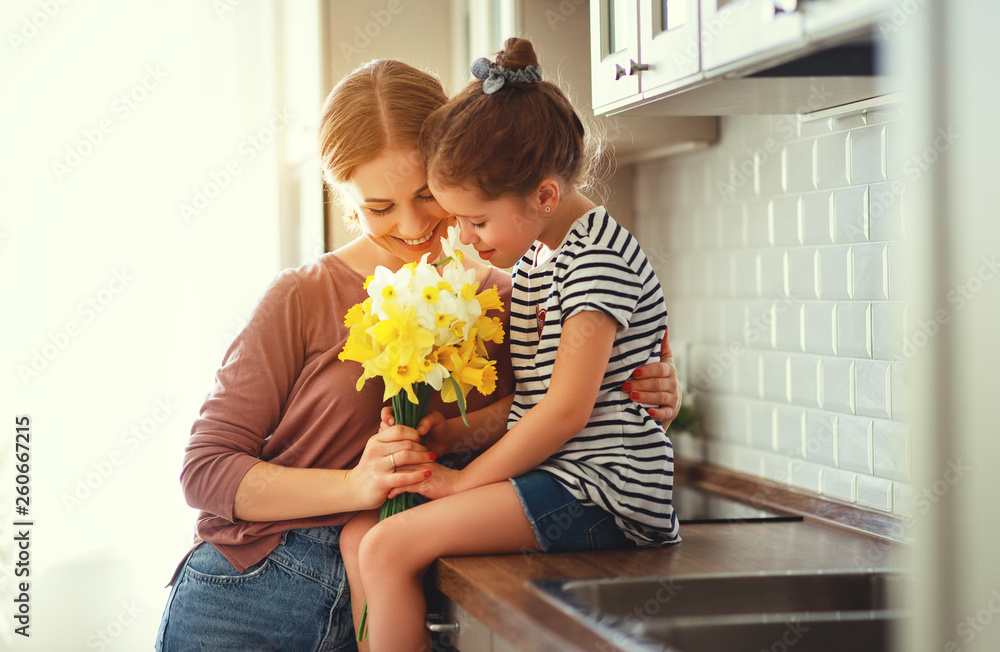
[{"xmin": 433, "ymin": 514, "xmax": 902, "ymax": 652}]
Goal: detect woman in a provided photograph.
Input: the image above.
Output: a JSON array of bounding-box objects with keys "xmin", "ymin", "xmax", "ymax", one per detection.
[{"xmin": 155, "ymin": 58, "xmax": 681, "ymax": 652}]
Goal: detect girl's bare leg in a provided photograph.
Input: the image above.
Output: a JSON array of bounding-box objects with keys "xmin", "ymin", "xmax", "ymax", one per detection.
[
  {"xmin": 341, "ymin": 510, "xmax": 381, "ymax": 652},
  {"xmin": 358, "ymin": 481, "xmax": 539, "ymax": 652}
]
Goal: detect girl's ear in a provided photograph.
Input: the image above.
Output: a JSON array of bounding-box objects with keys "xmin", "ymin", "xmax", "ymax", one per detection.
[{"xmin": 534, "ymin": 178, "xmax": 561, "ymax": 215}]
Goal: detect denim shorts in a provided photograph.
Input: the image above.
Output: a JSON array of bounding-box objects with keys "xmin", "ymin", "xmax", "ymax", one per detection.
[
  {"xmin": 510, "ymin": 469, "xmax": 636, "ymax": 552},
  {"xmin": 156, "ymin": 526, "xmax": 357, "ymax": 652}
]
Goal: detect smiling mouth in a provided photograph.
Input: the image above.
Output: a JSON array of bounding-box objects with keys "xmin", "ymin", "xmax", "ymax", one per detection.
[
  {"xmin": 398, "ymin": 223, "xmax": 439, "ymax": 247},
  {"xmin": 401, "ymin": 232, "xmax": 434, "ymax": 245}
]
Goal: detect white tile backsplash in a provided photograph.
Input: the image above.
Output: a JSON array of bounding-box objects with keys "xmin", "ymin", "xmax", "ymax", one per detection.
[
  {"xmin": 759, "ymin": 249, "xmax": 788, "ymax": 297},
  {"xmin": 771, "ymin": 196, "xmax": 801, "ymax": 246},
  {"xmin": 815, "ymin": 132, "xmax": 850, "ymax": 190},
  {"xmin": 761, "ymin": 352, "xmax": 790, "ymax": 403},
  {"xmin": 784, "ymin": 139, "xmax": 816, "ymax": 193},
  {"xmin": 638, "ymin": 111, "xmax": 910, "ymax": 516},
  {"xmin": 806, "ymin": 410, "xmax": 838, "ymax": 467},
  {"xmin": 873, "ymin": 419, "xmax": 910, "ymax": 482},
  {"xmin": 836, "ymin": 301, "xmax": 872, "ymax": 359},
  {"xmin": 849, "ymin": 125, "xmax": 887, "ymax": 184},
  {"xmin": 789, "ymin": 355, "xmax": 821, "ymax": 408},
  {"xmin": 774, "ymin": 303, "xmax": 804, "ymax": 352},
  {"xmin": 823, "ymin": 468, "xmax": 858, "ymax": 502},
  {"xmin": 775, "ymin": 406, "xmax": 806, "ymax": 457},
  {"xmin": 819, "ymin": 245, "xmax": 853, "ymax": 300},
  {"xmin": 787, "ymin": 247, "xmax": 818, "ymax": 299},
  {"xmin": 821, "ymin": 357, "xmax": 856, "ymax": 413},
  {"xmin": 804, "ymin": 301, "xmax": 837, "ymax": 356},
  {"xmin": 857, "ymin": 475, "xmax": 893, "ymax": 511},
  {"xmin": 800, "ymin": 191, "xmax": 835, "ymax": 245},
  {"xmin": 834, "ymin": 186, "xmax": 869, "ymax": 243},
  {"xmin": 856, "ymin": 359, "xmax": 892, "ymax": 419},
  {"xmin": 789, "ymin": 459, "xmax": 824, "ymax": 493},
  {"xmin": 750, "ymin": 402, "xmax": 774, "ymax": 451},
  {"xmin": 872, "ymin": 302, "xmax": 907, "ymax": 360},
  {"xmin": 838, "ymin": 415, "xmax": 874, "ymax": 474},
  {"xmin": 745, "ymin": 200, "xmax": 771, "ymax": 248},
  {"xmin": 853, "ymin": 243, "xmax": 889, "ymax": 301}
]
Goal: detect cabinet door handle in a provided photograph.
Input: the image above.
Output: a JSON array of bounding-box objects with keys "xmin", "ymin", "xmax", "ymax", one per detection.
[
  {"xmin": 629, "ymin": 59, "xmax": 650, "ymax": 75},
  {"xmin": 426, "ymin": 620, "xmax": 461, "ymax": 633},
  {"xmin": 615, "ymin": 63, "xmax": 626, "ymax": 80}
]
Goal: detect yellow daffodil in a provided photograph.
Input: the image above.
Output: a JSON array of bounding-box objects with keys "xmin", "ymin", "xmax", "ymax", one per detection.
[{"xmin": 475, "ymin": 285, "xmax": 504, "ymax": 313}]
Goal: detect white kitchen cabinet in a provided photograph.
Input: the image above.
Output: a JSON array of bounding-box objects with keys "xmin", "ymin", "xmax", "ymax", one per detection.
[
  {"xmin": 803, "ymin": 0, "xmax": 892, "ymax": 42},
  {"xmin": 590, "ymin": 0, "xmax": 703, "ymax": 113},
  {"xmin": 430, "ymin": 596, "xmax": 519, "ymax": 651},
  {"xmin": 640, "ymin": 0, "xmax": 703, "ymax": 94},
  {"xmin": 590, "ymin": 0, "xmax": 894, "ymax": 116},
  {"xmin": 699, "ymin": 0, "xmax": 805, "ymax": 73},
  {"xmin": 590, "ymin": 0, "xmax": 642, "ymax": 108}
]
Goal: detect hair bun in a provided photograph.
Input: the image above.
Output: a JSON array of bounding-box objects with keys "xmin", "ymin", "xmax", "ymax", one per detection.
[{"xmin": 496, "ymin": 37, "xmax": 539, "ymax": 70}]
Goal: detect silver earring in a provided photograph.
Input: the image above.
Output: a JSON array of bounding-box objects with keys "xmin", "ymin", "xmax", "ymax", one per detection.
[{"xmin": 544, "ymin": 206, "xmax": 551, "ymax": 213}]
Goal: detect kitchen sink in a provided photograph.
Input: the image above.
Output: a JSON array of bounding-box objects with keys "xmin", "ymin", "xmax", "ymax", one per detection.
[{"xmin": 529, "ymin": 571, "xmax": 907, "ymax": 652}]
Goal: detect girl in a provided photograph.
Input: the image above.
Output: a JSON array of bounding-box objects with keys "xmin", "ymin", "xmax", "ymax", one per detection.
[{"xmin": 344, "ymin": 38, "xmax": 679, "ymax": 652}]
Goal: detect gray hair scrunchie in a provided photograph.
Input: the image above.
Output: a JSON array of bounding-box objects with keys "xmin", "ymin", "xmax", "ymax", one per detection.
[{"xmin": 470, "ymin": 57, "xmax": 543, "ymax": 94}]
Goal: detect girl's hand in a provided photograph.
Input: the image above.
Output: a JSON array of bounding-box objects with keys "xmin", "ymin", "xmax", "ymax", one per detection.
[
  {"xmin": 347, "ymin": 424, "xmax": 438, "ymax": 510},
  {"xmin": 380, "ymin": 408, "xmax": 452, "ymax": 457},
  {"xmin": 387, "ymin": 462, "xmax": 461, "ymax": 501},
  {"xmin": 626, "ymin": 329, "xmax": 682, "ymax": 426}
]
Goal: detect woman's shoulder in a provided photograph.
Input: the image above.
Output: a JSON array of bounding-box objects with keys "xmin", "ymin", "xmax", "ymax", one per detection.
[
  {"xmin": 254, "ymin": 253, "xmax": 366, "ymax": 317},
  {"xmin": 481, "ymin": 263, "xmax": 513, "ymax": 295}
]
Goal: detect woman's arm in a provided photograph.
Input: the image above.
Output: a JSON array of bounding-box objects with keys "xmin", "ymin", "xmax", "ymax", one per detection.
[
  {"xmin": 626, "ymin": 328, "xmax": 681, "ymax": 424},
  {"xmin": 232, "ymin": 426, "xmax": 434, "ymax": 521}
]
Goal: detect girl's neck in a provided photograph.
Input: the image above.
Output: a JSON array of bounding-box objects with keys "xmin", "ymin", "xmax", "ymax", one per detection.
[{"xmin": 536, "ymin": 190, "xmax": 598, "ymax": 250}]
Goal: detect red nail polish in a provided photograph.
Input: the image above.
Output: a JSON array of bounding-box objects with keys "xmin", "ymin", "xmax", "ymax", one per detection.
[
  {"xmin": 634, "ymin": 369, "xmax": 643, "ymax": 378},
  {"xmin": 630, "ymin": 391, "xmax": 640, "ymax": 400},
  {"xmin": 622, "ymin": 382, "xmax": 632, "ymax": 392},
  {"xmin": 424, "ymin": 470, "xmax": 432, "ymax": 478},
  {"xmin": 429, "ymin": 453, "xmax": 437, "ymax": 461}
]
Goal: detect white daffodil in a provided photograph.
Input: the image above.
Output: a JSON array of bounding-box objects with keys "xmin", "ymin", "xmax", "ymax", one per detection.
[
  {"xmin": 369, "ymin": 265, "xmax": 414, "ymax": 319},
  {"xmin": 440, "ymin": 225, "xmax": 464, "ymax": 264}
]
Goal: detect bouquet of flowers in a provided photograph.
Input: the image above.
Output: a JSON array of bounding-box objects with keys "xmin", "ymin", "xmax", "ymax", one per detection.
[{"xmin": 338, "ymin": 227, "xmax": 505, "ymax": 640}]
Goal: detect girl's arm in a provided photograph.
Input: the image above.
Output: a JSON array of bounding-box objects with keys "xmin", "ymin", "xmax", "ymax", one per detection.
[
  {"xmin": 384, "ymin": 394, "xmax": 514, "ymax": 458},
  {"xmin": 454, "ymin": 310, "xmax": 618, "ymax": 493}
]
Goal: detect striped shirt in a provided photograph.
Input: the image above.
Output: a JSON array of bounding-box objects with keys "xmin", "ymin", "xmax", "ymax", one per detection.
[{"xmin": 508, "ymin": 207, "xmax": 678, "ymax": 546}]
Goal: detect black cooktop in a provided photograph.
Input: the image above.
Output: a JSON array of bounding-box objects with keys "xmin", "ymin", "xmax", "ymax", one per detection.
[{"xmin": 673, "ymin": 485, "xmax": 803, "ymax": 524}]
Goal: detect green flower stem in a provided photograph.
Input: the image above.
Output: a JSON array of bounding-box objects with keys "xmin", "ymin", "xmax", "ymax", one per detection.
[{"xmin": 357, "ymin": 382, "xmax": 434, "ymax": 641}]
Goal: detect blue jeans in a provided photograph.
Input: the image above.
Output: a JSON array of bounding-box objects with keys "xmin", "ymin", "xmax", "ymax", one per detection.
[
  {"xmin": 510, "ymin": 469, "xmax": 636, "ymax": 552},
  {"xmin": 156, "ymin": 526, "xmax": 356, "ymax": 652}
]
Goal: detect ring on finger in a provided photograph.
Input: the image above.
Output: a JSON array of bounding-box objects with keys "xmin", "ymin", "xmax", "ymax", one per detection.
[{"xmin": 390, "ymin": 452, "xmax": 397, "ymax": 471}]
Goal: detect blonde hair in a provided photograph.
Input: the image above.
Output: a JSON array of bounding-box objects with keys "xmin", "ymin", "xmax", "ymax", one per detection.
[{"xmin": 319, "ymin": 60, "xmax": 448, "ymax": 187}]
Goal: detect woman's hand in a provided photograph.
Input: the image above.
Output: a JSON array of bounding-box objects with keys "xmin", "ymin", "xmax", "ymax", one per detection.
[
  {"xmin": 379, "ymin": 407, "xmax": 453, "ymax": 458},
  {"xmin": 387, "ymin": 461, "xmax": 461, "ymax": 501},
  {"xmin": 626, "ymin": 328, "xmax": 682, "ymax": 427},
  {"xmin": 346, "ymin": 424, "xmax": 437, "ymax": 510}
]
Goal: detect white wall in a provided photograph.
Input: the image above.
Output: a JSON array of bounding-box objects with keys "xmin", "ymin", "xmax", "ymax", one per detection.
[
  {"xmin": 1, "ymin": 1, "xmax": 291, "ymax": 648},
  {"xmin": 634, "ymin": 107, "xmax": 912, "ymax": 518}
]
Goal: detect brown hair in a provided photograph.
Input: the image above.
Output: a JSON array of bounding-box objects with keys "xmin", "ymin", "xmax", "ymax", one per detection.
[
  {"xmin": 419, "ymin": 37, "xmax": 588, "ymax": 200},
  {"xmin": 319, "ymin": 59, "xmax": 448, "ymax": 186}
]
